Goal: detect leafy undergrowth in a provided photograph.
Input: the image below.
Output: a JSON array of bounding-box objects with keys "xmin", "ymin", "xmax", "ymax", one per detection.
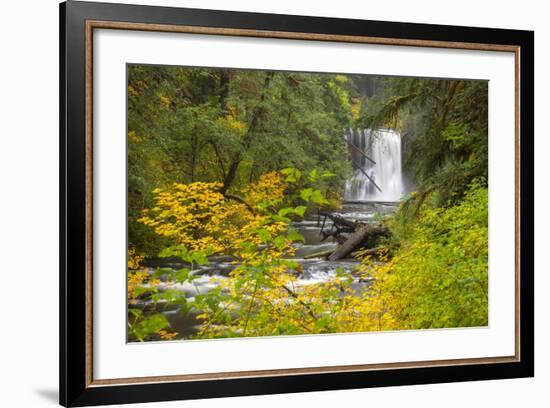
[
  {"xmin": 357, "ymin": 181, "xmax": 488, "ymax": 331},
  {"xmin": 127, "ymin": 173, "xmax": 488, "ymax": 341}
]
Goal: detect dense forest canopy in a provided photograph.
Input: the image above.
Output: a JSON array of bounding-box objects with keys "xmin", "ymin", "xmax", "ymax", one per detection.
[
  {"xmin": 128, "ymin": 65, "xmax": 487, "ymax": 255},
  {"xmin": 127, "ymin": 64, "xmax": 488, "ymax": 341},
  {"xmin": 128, "ymin": 66, "xmax": 361, "ymax": 255},
  {"xmin": 361, "ymin": 76, "xmax": 488, "ymax": 204}
]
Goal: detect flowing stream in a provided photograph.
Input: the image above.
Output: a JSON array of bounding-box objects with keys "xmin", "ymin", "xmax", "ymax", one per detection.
[
  {"xmin": 137, "ymin": 202, "xmax": 397, "ymax": 338},
  {"xmin": 134, "ymin": 128, "xmax": 403, "ymax": 338}
]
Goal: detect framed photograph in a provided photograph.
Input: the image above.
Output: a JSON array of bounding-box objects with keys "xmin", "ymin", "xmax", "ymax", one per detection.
[{"xmin": 60, "ymin": 1, "xmax": 534, "ymax": 406}]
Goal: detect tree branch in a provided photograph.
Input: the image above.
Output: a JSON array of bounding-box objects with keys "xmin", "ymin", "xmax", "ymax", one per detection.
[{"xmin": 223, "ymin": 193, "xmax": 256, "ymax": 214}]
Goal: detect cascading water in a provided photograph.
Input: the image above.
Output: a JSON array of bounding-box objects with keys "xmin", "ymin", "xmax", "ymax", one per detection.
[
  {"xmin": 344, "ymin": 128, "xmax": 403, "ymax": 202},
  {"xmin": 139, "ymin": 129, "xmax": 403, "ymax": 339}
]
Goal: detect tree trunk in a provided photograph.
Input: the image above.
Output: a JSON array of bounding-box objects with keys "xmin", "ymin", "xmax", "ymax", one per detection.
[
  {"xmin": 318, "ymin": 210, "xmax": 391, "ymax": 261},
  {"xmin": 318, "ymin": 211, "xmax": 356, "ymax": 229},
  {"xmin": 221, "ymin": 160, "xmax": 240, "ymax": 194},
  {"xmin": 328, "ymin": 225, "xmax": 370, "ymax": 261},
  {"xmin": 221, "ymin": 72, "xmax": 274, "ymax": 194},
  {"xmin": 303, "ymin": 249, "xmax": 336, "ymax": 260},
  {"xmin": 219, "ymin": 70, "xmax": 230, "ymax": 114}
]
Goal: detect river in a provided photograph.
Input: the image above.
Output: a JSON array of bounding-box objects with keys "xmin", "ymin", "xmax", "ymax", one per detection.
[
  {"xmin": 135, "ymin": 128, "xmax": 403, "ymax": 338},
  {"xmin": 136, "ymin": 201, "xmax": 397, "ymax": 339}
]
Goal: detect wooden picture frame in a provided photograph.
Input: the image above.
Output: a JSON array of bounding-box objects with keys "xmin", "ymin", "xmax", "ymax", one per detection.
[{"xmin": 60, "ymin": 1, "xmax": 534, "ymax": 406}]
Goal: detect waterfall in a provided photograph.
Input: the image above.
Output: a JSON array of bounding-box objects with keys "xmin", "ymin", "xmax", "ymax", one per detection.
[{"xmin": 344, "ymin": 129, "xmax": 403, "ymax": 202}]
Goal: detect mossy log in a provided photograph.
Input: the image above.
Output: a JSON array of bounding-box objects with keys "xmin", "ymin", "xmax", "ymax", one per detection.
[
  {"xmin": 317, "ymin": 210, "xmax": 390, "ymax": 261},
  {"xmin": 327, "ymin": 224, "xmax": 390, "ymax": 261}
]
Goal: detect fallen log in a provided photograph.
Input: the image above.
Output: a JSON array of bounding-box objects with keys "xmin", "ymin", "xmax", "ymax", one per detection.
[
  {"xmin": 316, "ymin": 210, "xmax": 391, "ymax": 260},
  {"xmin": 328, "ymin": 225, "xmax": 390, "ymax": 261},
  {"xmin": 328, "ymin": 225, "xmax": 369, "ymax": 261},
  {"xmin": 318, "ymin": 211, "xmax": 356, "ymax": 242},
  {"xmin": 303, "ymin": 249, "xmax": 336, "ymax": 260},
  {"xmin": 318, "ymin": 211, "xmax": 356, "ymax": 229}
]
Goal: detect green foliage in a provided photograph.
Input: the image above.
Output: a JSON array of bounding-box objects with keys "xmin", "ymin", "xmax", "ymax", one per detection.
[
  {"xmin": 129, "ymin": 174, "xmax": 488, "ymax": 340},
  {"xmin": 126, "ymin": 64, "xmax": 490, "ymax": 340},
  {"xmin": 128, "ymin": 312, "xmax": 170, "ymax": 342},
  {"xmin": 361, "ymin": 77, "xmax": 488, "ymax": 205},
  {"xmin": 133, "ymin": 170, "xmax": 368, "ymax": 339},
  {"xmin": 127, "ymin": 65, "xmax": 354, "ymax": 254},
  {"xmin": 374, "ymin": 181, "xmax": 488, "ymax": 329}
]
